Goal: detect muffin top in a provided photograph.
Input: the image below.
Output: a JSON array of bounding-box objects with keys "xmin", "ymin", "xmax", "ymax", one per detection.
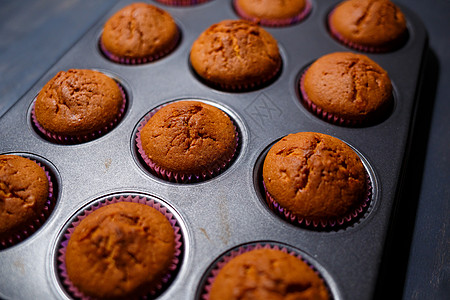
[
  {"xmin": 101, "ymin": 2, "xmax": 179, "ymax": 59},
  {"xmin": 154, "ymin": 0, "xmax": 211, "ymax": 6},
  {"xmin": 329, "ymin": 0, "xmax": 407, "ymax": 50},
  {"xmin": 263, "ymin": 132, "xmax": 366, "ymax": 222},
  {"xmin": 209, "ymin": 248, "xmax": 329, "ymax": 300},
  {"xmin": 0, "ymin": 155, "xmax": 49, "ymax": 240},
  {"xmin": 140, "ymin": 101, "xmax": 237, "ymax": 175},
  {"xmin": 190, "ymin": 20, "xmax": 281, "ymax": 90},
  {"xmin": 235, "ymin": 0, "xmax": 308, "ymax": 21},
  {"xmin": 302, "ymin": 52, "xmax": 392, "ymax": 123},
  {"xmin": 65, "ymin": 201, "xmax": 175, "ymax": 299},
  {"xmin": 35, "ymin": 69, "xmax": 123, "ymax": 136}
]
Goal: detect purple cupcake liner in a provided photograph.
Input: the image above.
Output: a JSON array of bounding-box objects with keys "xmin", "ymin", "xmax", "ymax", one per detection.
[
  {"xmin": 57, "ymin": 195, "xmax": 183, "ymax": 299},
  {"xmin": 201, "ymin": 243, "xmax": 329, "ymax": 300},
  {"xmin": 327, "ymin": 9, "xmax": 407, "ymax": 53},
  {"xmin": 0, "ymin": 159, "xmax": 56, "ymax": 249},
  {"xmin": 31, "ymin": 82, "xmax": 127, "ymax": 144},
  {"xmin": 233, "ymin": 0, "xmax": 312, "ymax": 27},
  {"xmin": 135, "ymin": 102, "xmax": 239, "ymax": 183},
  {"xmin": 263, "ymin": 174, "xmax": 372, "ymax": 230},
  {"xmin": 299, "ymin": 68, "xmax": 362, "ymax": 127},
  {"xmin": 154, "ymin": 0, "xmax": 211, "ymax": 6},
  {"xmin": 99, "ymin": 29, "xmax": 180, "ymax": 65}
]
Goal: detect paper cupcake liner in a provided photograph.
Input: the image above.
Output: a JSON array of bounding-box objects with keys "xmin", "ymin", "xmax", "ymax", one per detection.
[
  {"xmin": 327, "ymin": 9, "xmax": 408, "ymax": 53},
  {"xmin": 32, "ymin": 83, "xmax": 127, "ymax": 144},
  {"xmin": 57, "ymin": 195, "xmax": 183, "ymax": 299},
  {"xmin": 233, "ymin": 0, "xmax": 312, "ymax": 27},
  {"xmin": 135, "ymin": 103, "xmax": 239, "ymax": 183},
  {"xmin": 0, "ymin": 159, "xmax": 56, "ymax": 249},
  {"xmin": 201, "ymin": 242, "xmax": 330, "ymax": 300},
  {"xmin": 99, "ymin": 30, "xmax": 180, "ymax": 65},
  {"xmin": 299, "ymin": 69, "xmax": 363, "ymax": 127},
  {"xmin": 263, "ymin": 174, "xmax": 372, "ymax": 230},
  {"xmin": 154, "ymin": 0, "xmax": 211, "ymax": 6}
]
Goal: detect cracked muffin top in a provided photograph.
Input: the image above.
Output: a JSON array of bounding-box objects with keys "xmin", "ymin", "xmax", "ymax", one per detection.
[
  {"xmin": 101, "ymin": 2, "xmax": 179, "ymax": 61},
  {"xmin": 0, "ymin": 155, "xmax": 49, "ymax": 240},
  {"xmin": 263, "ymin": 132, "xmax": 366, "ymax": 222},
  {"xmin": 329, "ymin": 0, "xmax": 407, "ymax": 52},
  {"xmin": 234, "ymin": 0, "xmax": 310, "ymax": 26},
  {"xmin": 190, "ymin": 19, "xmax": 281, "ymax": 90},
  {"xmin": 140, "ymin": 101, "xmax": 237, "ymax": 175},
  {"xmin": 65, "ymin": 201, "xmax": 175, "ymax": 299},
  {"xmin": 301, "ymin": 52, "xmax": 393, "ymax": 124},
  {"xmin": 209, "ymin": 248, "xmax": 330, "ymax": 300},
  {"xmin": 34, "ymin": 69, "xmax": 124, "ymax": 137}
]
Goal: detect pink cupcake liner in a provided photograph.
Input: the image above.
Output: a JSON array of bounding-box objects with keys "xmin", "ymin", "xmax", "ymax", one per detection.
[
  {"xmin": 57, "ymin": 194, "xmax": 183, "ymax": 299},
  {"xmin": 0, "ymin": 159, "xmax": 56, "ymax": 249},
  {"xmin": 299, "ymin": 68, "xmax": 363, "ymax": 127},
  {"xmin": 154, "ymin": 0, "xmax": 211, "ymax": 6},
  {"xmin": 263, "ymin": 174, "xmax": 372, "ymax": 230},
  {"xmin": 233, "ymin": 0, "xmax": 312, "ymax": 27},
  {"xmin": 31, "ymin": 83, "xmax": 127, "ymax": 144},
  {"xmin": 327, "ymin": 9, "xmax": 408, "ymax": 53},
  {"xmin": 99, "ymin": 30, "xmax": 180, "ymax": 65},
  {"xmin": 201, "ymin": 242, "xmax": 330, "ymax": 300},
  {"xmin": 135, "ymin": 102, "xmax": 239, "ymax": 183}
]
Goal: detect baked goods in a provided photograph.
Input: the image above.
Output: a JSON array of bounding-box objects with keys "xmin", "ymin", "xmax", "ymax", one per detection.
[
  {"xmin": 100, "ymin": 3, "xmax": 179, "ymax": 64},
  {"xmin": 190, "ymin": 19, "xmax": 282, "ymax": 90},
  {"xmin": 328, "ymin": 0, "xmax": 408, "ymax": 52},
  {"xmin": 208, "ymin": 247, "xmax": 330, "ymax": 300},
  {"xmin": 234, "ymin": 0, "xmax": 311, "ymax": 27},
  {"xmin": 0, "ymin": 155, "xmax": 49, "ymax": 244},
  {"xmin": 263, "ymin": 132, "xmax": 368, "ymax": 228},
  {"xmin": 65, "ymin": 201, "xmax": 176, "ymax": 299},
  {"xmin": 154, "ymin": 0, "xmax": 211, "ymax": 6},
  {"xmin": 33, "ymin": 69, "xmax": 126, "ymax": 143},
  {"xmin": 300, "ymin": 52, "xmax": 393, "ymax": 126},
  {"xmin": 137, "ymin": 100, "xmax": 237, "ymax": 182}
]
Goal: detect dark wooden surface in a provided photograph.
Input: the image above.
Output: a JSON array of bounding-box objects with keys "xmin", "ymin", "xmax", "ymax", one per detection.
[{"xmin": 0, "ymin": 0, "xmax": 448, "ymax": 299}]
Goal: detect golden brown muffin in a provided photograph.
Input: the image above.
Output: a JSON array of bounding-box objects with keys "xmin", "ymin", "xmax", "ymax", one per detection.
[
  {"xmin": 190, "ymin": 20, "xmax": 281, "ymax": 90},
  {"xmin": 0, "ymin": 155, "xmax": 49, "ymax": 241},
  {"xmin": 65, "ymin": 201, "xmax": 176, "ymax": 299},
  {"xmin": 34, "ymin": 69, "xmax": 124, "ymax": 138},
  {"xmin": 139, "ymin": 101, "xmax": 237, "ymax": 180},
  {"xmin": 301, "ymin": 52, "xmax": 393, "ymax": 125},
  {"xmin": 209, "ymin": 248, "xmax": 330, "ymax": 300},
  {"xmin": 329, "ymin": 0, "xmax": 407, "ymax": 52},
  {"xmin": 101, "ymin": 2, "xmax": 179, "ymax": 63},
  {"xmin": 263, "ymin": 132, "xmax": 367, "ymax": 225},
  {"xmin": 155, "ymin": 0, "xmax": 211, "ymax": 5},
  {"xmin": 234, "ymin": 0, "xmax": 310, "ymax": 26}
]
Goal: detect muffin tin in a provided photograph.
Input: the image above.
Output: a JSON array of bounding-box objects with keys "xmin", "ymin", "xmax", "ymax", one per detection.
[{"xmin": 0, "ymin": 0, "xmax": 428, "ymax": 299}]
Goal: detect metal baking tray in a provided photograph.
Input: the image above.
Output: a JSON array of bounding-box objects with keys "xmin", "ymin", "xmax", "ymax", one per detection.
[{"xmin": 0, "ymin": 0, "xmax": 428, "ymax": 299}]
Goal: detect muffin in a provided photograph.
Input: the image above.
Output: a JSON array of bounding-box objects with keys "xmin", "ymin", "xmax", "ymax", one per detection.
[
  {"xmin": 0, "ymin": 155, "xmax": 51, "ymax": 246},
  {"xmin": 328, "ymin": 0, "xmax": 408, "ymax": 52},
  {"xmin": 262, "ymin": 132, "xmax": 369, "ymax": 228},
  {"xmin": 64, "ymin": 201, "xmax": 177, "ymax": 299},
  {"xmin": 190, "ymin": 20, "xmax": 282, "ymax": 91},
  {"xmin": 300, "ymin": 52, "xmax": 393, "ymax": 126},
  {"xmin": 207, "ymin": 247, "xmax": 330, "ymax": 300},
  {"xmin": 136, "ymin": 101, "xmax": 238, "ymax": 182},
  {"xmin": 33, "ymin": 69, "xmax": 126, "ymax": 143},
  {"xmin": 234, "ymin": 0, "xmax": 311, "ymax": 27},
  {"xmin": 100, "ymin": 3, "xmax": 180, "ymax": 64},
  {"xmin": 154, "ymin": 0, "xmax": 211, "ymax": 5}
]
